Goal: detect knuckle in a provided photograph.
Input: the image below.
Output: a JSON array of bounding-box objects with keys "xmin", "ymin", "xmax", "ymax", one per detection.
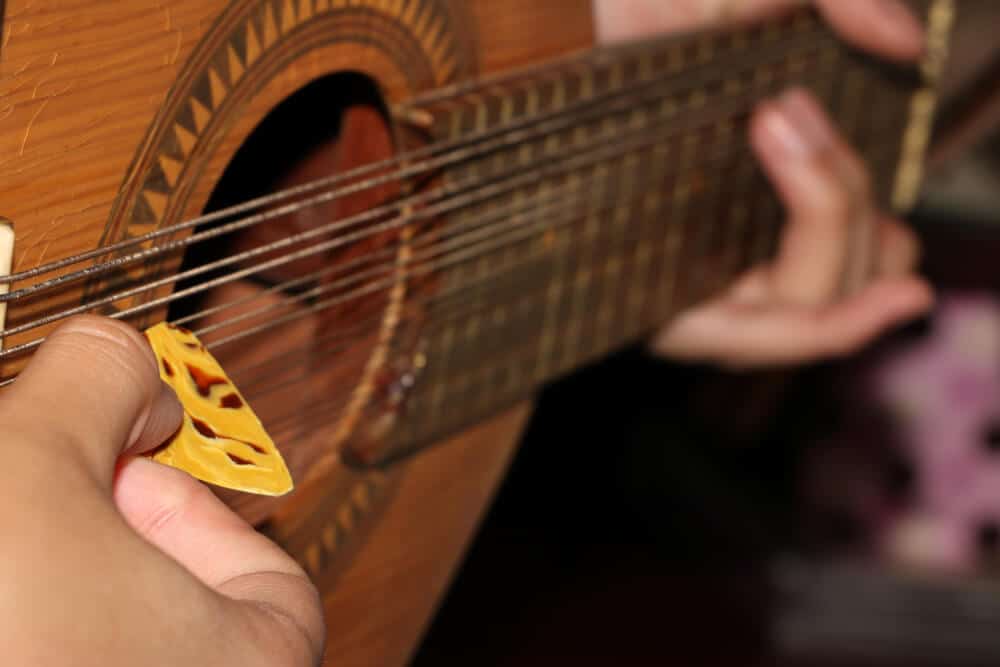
[
  {"xmin": 49, "ymin": 315, "xmax": 158, "ymax": 380},
  {"xmin": 52, "ymin": 315, "xmax": 144, "ymax": 352}
]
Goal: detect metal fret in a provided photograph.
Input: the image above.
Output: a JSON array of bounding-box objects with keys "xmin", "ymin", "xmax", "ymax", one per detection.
[{"xmin": 357, "ymin": 7, "xmax": 938, "ymax": 465}]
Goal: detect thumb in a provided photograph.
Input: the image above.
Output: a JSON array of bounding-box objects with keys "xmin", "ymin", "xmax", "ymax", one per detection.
[{"xmin": 1, "ymin": 315, "xmax": 183, "ymax": 481}]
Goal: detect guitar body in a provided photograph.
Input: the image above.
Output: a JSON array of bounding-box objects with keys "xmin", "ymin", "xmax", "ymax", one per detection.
[
  {"xmin": 0, "ymin": 1, "xmax": 593, "ymax": 664},
  {"xmin": 1, "ymin": 1, "xmax": 955, "ymax": 663}
]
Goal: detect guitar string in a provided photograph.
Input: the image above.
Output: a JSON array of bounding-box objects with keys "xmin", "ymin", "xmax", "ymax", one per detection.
[
  {"xmin": 241, "ymin": 210, "xmax": 720, "ymax": 439},
  {"xmin": 0, "ymin": 41, "xmax": 842, "ymax": 355},
  {"xmin": 0, "ymin": 83, "xmax": 901, "ymax": 395},
  {"xmin": 0, "ymin": 48, "xmax": 843, "ymax": 383},
  {"xmin": 190, "ymin": 129, "xmax": 741, "ymax": 344},
  {"xmin": 233, "ymin": 176, "xmax": 752, "ymax": 429},
  {"xmin": 211, "ymin": 77, "xmax": 908, "ymax": 454},
  {"xmin": 220, "ymin": 143, "xmax": 799, "ymax": 419},
  {"xmin": 258, "ymin": 197, "xmax": 766, "ymax": 446},
  {"xmin": 255, "ymin": 197, "xmax": 782, "ymax": 449},
  {"xmin": 116, "ymin": 90, "xmax": 893, "ymax": 446},
  {"xmin": 0, "ymin": 98, "xmax": 727, "ymax": 347},
  {"xmin": 0, "ymin": 26, "xmax": 900, "ymax": 402},
  {"xmin": 0, "ymin": 23, "xmax": 829, "ymax": 302},
  {"xmin": 181, "ymin": 128, "xmax": 767, "ymax": 346},
  {"xmin": 0, "ymin": 66, "xmax": 812, "ymax": 358},
  {"xmin": 204, "ymin": 155, "xmax": 701, "ymax": 373},
  {"xmin": 187, "ymin": 43, "xmax": 852, "ymax": 360},
  {"xmin": 190, "ymin": 181, "xmax": 603, "ymax": 340},
  {"xmin": 188, "ymin": 151, "xmax": 766, "ymax": 384},
  {"xmin": 268, "ymin": 180, "xmax": 792, "ymax": 454},
  {"xmin": 234, "ymin": 193, "xmax": 740, "ymax": 414},
  {"xmin": 217, "ymin": 70, "xmax": 844, "ymax": 394},
  {"xmin": 201, "ymin": 141, "xmax": 753, "ymax": 356},
  {"xmin": 225, "ymin": 106, "xmax": 904, "ymax": 432},
  {"xmin": 0, "ymin": 115, "xmax": 796, "ymax": 394},
  {"xmin": 0, "ymin": 115, "xmax": 752, "ymax": 386}
]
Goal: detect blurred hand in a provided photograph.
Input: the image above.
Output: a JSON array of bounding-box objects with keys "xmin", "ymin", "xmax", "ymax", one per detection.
[
  {"xmin": 595, "ymin": 0, "xmax": 933, "ymax": 368},
  {"xmin": 0, "ymin": 316, "xmax": 324, "ymax": 666}
]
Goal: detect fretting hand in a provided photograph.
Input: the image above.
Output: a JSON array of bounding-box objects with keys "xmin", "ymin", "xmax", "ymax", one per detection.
[{"xmin": 595, "ymin": 0, "xmax": 933, "ymax": 367}]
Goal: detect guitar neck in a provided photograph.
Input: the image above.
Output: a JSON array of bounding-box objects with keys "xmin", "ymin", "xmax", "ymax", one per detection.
[{"xmin": 349, "ymin": 3, "xmax": 954, "ymax": 466}]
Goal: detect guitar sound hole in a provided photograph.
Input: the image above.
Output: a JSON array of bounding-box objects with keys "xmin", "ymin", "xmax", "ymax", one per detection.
[
  {"xmin": 166, "ymin": 72, "xmax": 414, "ymax": 521},
  {"xmin": 168, "ymin": 72, "xmax": 391, "ymax": 320}
]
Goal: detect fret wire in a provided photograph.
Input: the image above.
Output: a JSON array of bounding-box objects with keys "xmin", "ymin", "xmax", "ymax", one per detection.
[
  {"xmin": 201, "ymin": 122, "xmax": 788, "ymax": 384},
  {"xmin": 269, "ymin": 268, "xmax": 564, "ymax": 440},
  {"xmin": 230, "ymin": 111, "xmax": 912, "ymax": 454},
  {"xmin": 622, "ymin": 185, "xmax": 660, "ymax": 337},
  {"xmin": 717, "ymin": 147, "xmax": 756, "ymax": 291},
  {"xmin": 358, "ymin": 87, "xmax": 920, "ymax": 464},
  {"xmin": 0, "ymin": 130, "xmax": 740, "ymax": 384},
  {"xmin": 538, "ymin": 78, "xmax": 581, "ymax": 381},
  {"xmin": 0, "ymin": 14, "xmax": 924, "ymax": 428},
  {"xmin": 402, "ymin": 7, "xmax": 816, "ymax": 109},
  {"xmin": 381, "ymin": 264, "xmax": 696, "ymax": 462},
  {"xmin": 7, "ymin": 147, "xmax": 912, "ymax": 396},
  {"xmin": 529, "ymin": 117, "xmax": 573, "ymax": 384},
  {"xmin": 583, "ymin": 61, "xmax": 632, "ymax": 360},
  {"xmin": 4, "ymin": 85, "xmax": 768, "ymax": 353},
  {"xmin": 231, "ymin": 151, "xmax": 700, "ymax": 400},
  {"xmin": 390, "ymin": 180, "xmax": 688, "ymax": 438},
  {"xmin": 3, "ymin": 35, "xmax": 868, "ymax": 360},
  {"xmin": 557, "ymin": 66, "xmax": 623, "ymax": 373},
  {"xmin": 274, "ymin": 237, "xmax": 691, "ymax": 451},
  {"xmin": 611, "ymin": 104, "xmax": 651, "ymax": 350},
  {"xmin": 594, "ymin": 151, "xmax": 641, "ymax": 358},
  {"xmin": 0, "ymin": 21, "xmax": 829, "ymax": 301},
  {"xmin": 664, "ymin": 130, "xmax": 704, "ymax": 312},
  {"xmin": 535, "ymin": 72, "xmax": 588, "ymax": 386}
]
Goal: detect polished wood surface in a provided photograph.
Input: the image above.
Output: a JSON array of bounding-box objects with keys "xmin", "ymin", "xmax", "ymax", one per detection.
[
  {"xmin": 0, "ymin": 2, "xmax": 592, "ymax": 664},
  {"xmin": 319, "ymin": 403, "xmax": 531, "ymax": 667},
  {"xmin": 0, "ymin": 2, "xmax": 953, "ymax": 665}
]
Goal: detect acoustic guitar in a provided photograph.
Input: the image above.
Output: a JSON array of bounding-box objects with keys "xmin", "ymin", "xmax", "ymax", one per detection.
[{"xmin": 0, "ymin": 1, "xmax": 956, "ymax": 664}]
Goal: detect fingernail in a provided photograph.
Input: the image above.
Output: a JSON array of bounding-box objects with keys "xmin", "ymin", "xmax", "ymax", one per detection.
[
  {"xmin": 761, "ymin": 95, "xmax": 827, "ymax": 161},
  {"xmin": 873, "ymin": 0, "xmax": 926, "ymax": 53},
  {"xmin": 780, "ymin": 89, "xmax": 835, "ymax": 154}
]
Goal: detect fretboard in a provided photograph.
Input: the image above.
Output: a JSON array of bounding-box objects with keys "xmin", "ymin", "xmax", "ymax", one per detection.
[{"xmin": 351, "ymin": 3, "xmax": 953, "ymax": 466}]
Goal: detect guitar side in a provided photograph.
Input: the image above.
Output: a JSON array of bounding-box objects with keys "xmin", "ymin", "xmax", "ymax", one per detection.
[{"xmin": 0, "ymin": 1, "xmax": 594, "ymax": 665}]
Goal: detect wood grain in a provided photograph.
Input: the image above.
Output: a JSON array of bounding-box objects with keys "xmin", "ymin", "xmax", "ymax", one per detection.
[
  {"xmin": 320, "ymin": 403, "xmax": 533, "ymax": 667},
  {"xmin": 0, "ymin": 2, "xmax": 594, "ymax": 665}
]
